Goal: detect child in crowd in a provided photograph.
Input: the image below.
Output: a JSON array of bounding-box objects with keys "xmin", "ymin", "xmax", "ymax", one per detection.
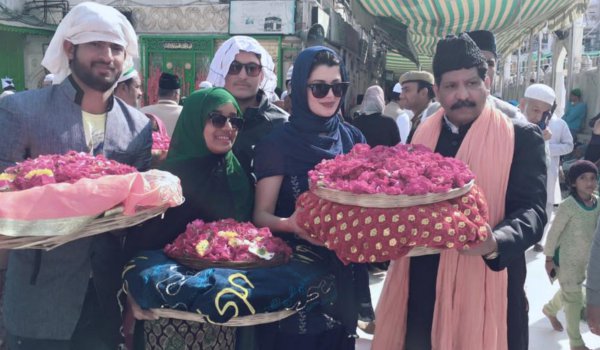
[{"xmin": 543, "ymin": 160, "xmax": 600, "ymax": 350}]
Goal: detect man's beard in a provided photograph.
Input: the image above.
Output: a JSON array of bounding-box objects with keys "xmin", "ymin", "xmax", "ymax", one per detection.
[{"xmin": 70, "ymin": 53, "xmax": 120, "ymax": 92}]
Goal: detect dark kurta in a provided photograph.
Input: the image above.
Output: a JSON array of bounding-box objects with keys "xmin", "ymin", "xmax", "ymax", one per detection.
[
  {"xmin": 232, "ymin": 90, "xmax": 288, "ymax": 180},
  {"xmin": 406, "ymin": 117, "xmax": 547, "ymax": 350},
  {"xmin": 351, "ymin": 113, "xmax": 400, "ymax": 147}
]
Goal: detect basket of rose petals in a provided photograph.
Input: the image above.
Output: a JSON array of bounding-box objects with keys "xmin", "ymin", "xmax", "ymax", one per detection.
[
  {"xmin": 0, "ymin": 151, "xmax": 184, "ymax": 249},
  {"xmin": 165, "ymin": 219, "xmax": 293, "ymax": 270},
  {"xmin": 295, "ymin": 144, "xmax": 490, "ymax": 263}
]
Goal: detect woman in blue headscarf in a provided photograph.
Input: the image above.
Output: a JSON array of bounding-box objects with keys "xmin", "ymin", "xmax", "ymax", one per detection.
[{"xmin": 253, "ymin": 46, "xmax": 367, "ymax": 349}]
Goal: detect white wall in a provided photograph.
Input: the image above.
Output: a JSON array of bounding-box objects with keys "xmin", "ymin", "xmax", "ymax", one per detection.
[
  {"xmin": 0, "ymin": 0, "xmax": 24, "ymax": 12},
  {"xmin": 23, "ymin": 35, "xmax": 51, "ymax": 90}
]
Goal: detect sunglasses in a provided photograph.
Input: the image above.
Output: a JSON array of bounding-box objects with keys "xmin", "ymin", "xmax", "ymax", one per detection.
[
  {"xmin": 208, "ymin": 112, "xmax": 244, "ymax": 130},
  {"xmin": 228, "ymin": 61, "xmax": 263, "ymax": 77},
  {"xmin": 307, "ymin": 82, "xmax": 350, "ymax": 98}
]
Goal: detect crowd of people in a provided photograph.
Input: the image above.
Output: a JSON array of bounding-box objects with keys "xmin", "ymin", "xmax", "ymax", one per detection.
[{"xmin": 1, "ymin": 2, "xmax": 600, "ymax": 350}]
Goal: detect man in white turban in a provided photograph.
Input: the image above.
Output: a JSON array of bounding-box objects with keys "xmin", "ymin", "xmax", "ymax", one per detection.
[
  {"xmin": 0, "ymin": 3, "xmax": 151, "ymax": 349},
  {"xmin": 207, "ymin": 35, "xmax": 288, "ymax": 177}
]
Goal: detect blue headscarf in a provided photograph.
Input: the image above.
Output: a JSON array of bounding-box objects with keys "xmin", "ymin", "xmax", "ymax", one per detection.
[{"xmin": 279, "ymin": 46, "xmax": 364, "ymax": 171}]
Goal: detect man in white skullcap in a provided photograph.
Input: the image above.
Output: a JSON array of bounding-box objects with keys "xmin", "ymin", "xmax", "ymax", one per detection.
[
  {"xmin": 382, "ymin": 82, "xmax": 412, "ymax": 143},
  {"xmin": 0, "ymin": 77, "xmax": 16, "ymax": 99},
  {"xmin": 115, "ymin": 65, "xmax": 142, "ymax": 108},
  {"xmin": 198, "ymin": 80, "xmax": 213, "ymax": 89},
  {"xmin": 521, "ymin": 84, "xmax": 573, "ymax": 252},
  {"xmin": 42, "ymin": 73, "xmax": 54, "ymax": 87},
  {"xmin": 0, "ymin": 3, "xmax": 151, "ymax": 349},
  {"xmin": 207, "ymin": 35, "xmax": 288, "ymax": 177}
]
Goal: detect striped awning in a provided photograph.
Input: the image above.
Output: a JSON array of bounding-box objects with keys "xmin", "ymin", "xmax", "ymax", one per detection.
[
  {"xmin": 359, "ymin": 0, "xmax": 589, "ymax": 57},
  {"xmin": 385, "ymin": 52, "xmax": 432, "ymax": 75}
]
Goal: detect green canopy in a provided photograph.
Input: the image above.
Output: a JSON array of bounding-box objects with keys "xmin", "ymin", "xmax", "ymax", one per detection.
[{"xmin": 360, "ymin": 0, "xmax": 588, "ymax": 57}]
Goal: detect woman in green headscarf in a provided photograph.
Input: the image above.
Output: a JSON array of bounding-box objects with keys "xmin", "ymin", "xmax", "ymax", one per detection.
[{"xmin": 125, "ymin": 87, "xmax": 253, "ymax": 350}]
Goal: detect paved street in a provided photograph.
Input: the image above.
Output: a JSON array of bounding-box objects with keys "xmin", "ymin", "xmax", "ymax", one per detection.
[{"xmin": 356, "ymin": 248, "xmax": 600, "ymax": 349}]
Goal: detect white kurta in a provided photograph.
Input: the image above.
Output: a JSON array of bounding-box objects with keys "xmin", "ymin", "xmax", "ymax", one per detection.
[
  {"xmin": 546, "ymin": 115, "xmax": 574, "ymax": 205},
  {"xmin": 141, "ymin": 100, "xmax": 183, "ymax": 137}
]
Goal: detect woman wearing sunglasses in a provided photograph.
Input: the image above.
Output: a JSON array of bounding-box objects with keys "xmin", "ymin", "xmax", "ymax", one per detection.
[
  {"xmin": 124, "ymin": 88, "xmax": 253, "ymax": 350},
  {"xmin": 253, "ymin": 46, "xmax": 367, "ymax": 350}
]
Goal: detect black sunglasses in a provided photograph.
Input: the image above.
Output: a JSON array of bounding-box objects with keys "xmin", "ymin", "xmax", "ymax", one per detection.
[
  {"xmin": 228, "ymin": 61, "xmax": 263, "ymax": 77},
  {"xmin": 307, "ymin": 82, "xmax": 350, "ymax": 98},
  {"xmin": 208, "ymin": 112, "xmax": 244, "ymax": 130}
]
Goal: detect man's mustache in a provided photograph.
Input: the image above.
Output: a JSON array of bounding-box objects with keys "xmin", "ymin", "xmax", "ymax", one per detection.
[
  {"xmin": 91, "ymin": 62, "xmax": 115, "ymax": 69},
  {"xmin": 450, "ymin": 100, "xmax": 476, "ymax": 110}
]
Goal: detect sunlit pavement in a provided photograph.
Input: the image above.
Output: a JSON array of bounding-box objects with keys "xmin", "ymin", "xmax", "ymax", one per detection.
[{"xmin": 356, "ymin": 248, "xmax": 600, "ymax": 349}]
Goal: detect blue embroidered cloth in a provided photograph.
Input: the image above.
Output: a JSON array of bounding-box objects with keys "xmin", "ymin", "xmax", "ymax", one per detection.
[{"xmin": 123, "ymin": 243, "xmax": 337, "ymax": 323}]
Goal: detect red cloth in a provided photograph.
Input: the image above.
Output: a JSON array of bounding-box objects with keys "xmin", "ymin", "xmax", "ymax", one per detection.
[{"xmin": 296, "ymin": 185, "xmax": 488, "ymax": 263}]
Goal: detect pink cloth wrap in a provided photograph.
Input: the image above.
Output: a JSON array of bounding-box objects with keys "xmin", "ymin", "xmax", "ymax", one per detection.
[
  {"xmin": 372, "ymin": 103, "xmax": 514, "ymax": 350},
  {"xmin": 0, "ymin": 170, "xmax": 182, "ymax": 221}
]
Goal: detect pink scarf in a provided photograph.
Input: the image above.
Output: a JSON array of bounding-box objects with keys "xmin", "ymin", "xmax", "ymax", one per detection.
[{"xmin": 372, "ymin": 103, "xmax": 514, "ymax": 350}]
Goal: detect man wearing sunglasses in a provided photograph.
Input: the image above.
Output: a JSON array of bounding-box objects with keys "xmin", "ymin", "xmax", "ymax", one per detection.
[{"xmin": 207, "ymin": 36, "xmax": 288, "ymax": 179}]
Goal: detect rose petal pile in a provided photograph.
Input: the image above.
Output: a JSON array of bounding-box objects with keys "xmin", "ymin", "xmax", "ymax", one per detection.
[
  {"xmin": 164, "ymin": 219, "xmax": 292, "ymax": 263},
  {"xmin": 0, "ymin": 151, "xmax": 136, "ymax": 191},
  {"xmin": 310, "ymin": 144, "xmax": 475, "ymax": 195},
  {"xmin": 152, "ymin": 132, "xmax": 170, "ymax": 152}
]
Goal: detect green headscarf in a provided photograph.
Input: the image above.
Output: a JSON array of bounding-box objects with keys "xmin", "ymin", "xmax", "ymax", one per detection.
[{"xmin": 162, "ymin": 87, "xmax": 253, "ymax": 221}]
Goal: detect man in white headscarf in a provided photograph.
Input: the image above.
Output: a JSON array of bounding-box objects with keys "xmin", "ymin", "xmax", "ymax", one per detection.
[
  {"xmin": 207, "ymin": 35, "xmax": 288, "ymax": 177},
  {"xmin": 0, "ymin": 3, "xmax": 151, "ymax": 349}
]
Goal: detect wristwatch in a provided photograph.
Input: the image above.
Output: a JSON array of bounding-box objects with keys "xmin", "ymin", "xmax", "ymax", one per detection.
[{"xmin": 483, "ymin": 250, "xmax": 499, "ymax": 260}]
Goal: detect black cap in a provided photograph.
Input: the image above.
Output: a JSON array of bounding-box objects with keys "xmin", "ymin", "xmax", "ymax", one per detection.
[
  {"xmin": 467, "ymin": 30, "xmax": 497, "ymax": 57},
  {"xmin": 433, "ymin": 33, "xmax": 487, "ymax": 81},
  {"xmin": 568, "ymin": 160, "xmax": 598, "ymax": 184},
  {"xmin": 159, "ymin": 73, "xmax": 180, "ymax": 90}
]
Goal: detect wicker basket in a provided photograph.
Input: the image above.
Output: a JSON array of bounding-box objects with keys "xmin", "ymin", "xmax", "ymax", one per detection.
[
  {"xmin": 150, "ymin": 308, "xmax": 297, "ymax": 326},
  {"xmin": 166, "ymin": 252, "xmax": 290, "ymax": 271},
  {"xmin": 311, "ymin": 180, "xmax": 474, "ymax": 208},
  {"xmin": 0, "ymin": 205, "xmax": 168, "ymax": 250}
]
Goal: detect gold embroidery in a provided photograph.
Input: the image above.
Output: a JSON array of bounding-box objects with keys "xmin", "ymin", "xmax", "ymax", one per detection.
[{"xmin": 214, "ymin": 274, "xmax": 256, "ymax": 318}]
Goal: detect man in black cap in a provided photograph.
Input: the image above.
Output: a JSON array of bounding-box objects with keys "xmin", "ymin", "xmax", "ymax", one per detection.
[
  {"xmin": 375, "ymin": 33, "xmax": 547, "ymax": 350},
  {"xmin": 423, "ymin": 30, "xmax": 527, "ymax": 122},
  {"xmin": 141, "ymin": 72, "xmax": 182, "ymax": 137},
  {"xmin": 469, "ymin": 30, "xmax": 527, "ymax": 121}
]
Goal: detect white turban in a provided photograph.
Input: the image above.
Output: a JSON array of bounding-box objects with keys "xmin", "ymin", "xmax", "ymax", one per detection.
[
  {"xmin": 207, "ymin": 36, "xmax": 277, "ymax": 101},
  {"xmin": 361, "ymin": 85, "xmax": 385, "ymax": 115},
  {"xmin": 524, "ymin": 83, "xmax": 556, "ymax": 106},
  {"xmin": 41, "ymin": 2, "xmax": 138, "ymax": 84},
  {"xmin": 392, "ymin": 82, "xmax": 402, "ymax": 93}
]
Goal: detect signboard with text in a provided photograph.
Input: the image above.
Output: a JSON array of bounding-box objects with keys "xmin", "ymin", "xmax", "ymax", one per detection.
[{"xmin": 229, "ymin": 1, "xmax": 295, "ymax": 35}]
